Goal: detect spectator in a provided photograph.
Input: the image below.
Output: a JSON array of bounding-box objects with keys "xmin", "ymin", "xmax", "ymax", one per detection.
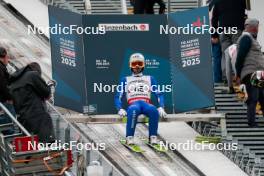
[
  {"xmin": 225, "ymin": 44, "xmax": 237, "ymax": 93},
  {"xmin": 145, "ymin": 0, "xmax": 166, "ymax": 14},
  {"xmin": 212, "ymin": 0, "xmax": 246, "ymax": 81},
  {"xmin": 225, "ymin": 44, "xmax": 248, "ymax": 97},
  {"xmin": 133, "ymin": 0, "xmax": 165, "ymax": 14},
  {"xmin": 212, "ymin": 37, "xmax": 223, "ymax": 83},
  {"xmin": 0, "ymin": 47, "xmax": 15, "ymax": 134},
  {"xmin": 208, "ymin": 0, "xmax": 222, "ymax": 83},
  {"xmin": 9, "ymin": 62, "xmax": 55, "ymax": 142},
  {"xmin": 207, "ymin": 0, "xmax": 220, "ymax": 11},
  {"xmin": 235, "ymin": 18, "xmax": 264, "ymax": 127},
  {"xmin": 133, "ymin": 0, "xmax": 146, "ymax": 14}
]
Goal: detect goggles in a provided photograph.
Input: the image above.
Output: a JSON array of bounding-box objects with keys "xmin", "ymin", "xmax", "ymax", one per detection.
[{"xmin": 130, "ymin": 61, "xmax": 144, "ymax": 68}]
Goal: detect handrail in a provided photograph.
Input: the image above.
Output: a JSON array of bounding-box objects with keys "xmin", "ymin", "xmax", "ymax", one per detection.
[
  {"xmin": 120, "ymin": 0, "xmax": 128, "ymax": 14},
  {"xmin": 84, "ymin": 0, "xmax": 92, "ymax": 14},
  {"xmin": 167, "ymin": 0, "xmax": 171, "ymax": 14},
  {"xmin": 46, "ymin": 101, "xmax": 78, "ymax": 130},
  {"xmin": 46, "ymin": 101, "xmax": 125, "ymax": 176},
  {"xmin": 0, "ymin": 102, "xmax": 31, "ymax": 136}
]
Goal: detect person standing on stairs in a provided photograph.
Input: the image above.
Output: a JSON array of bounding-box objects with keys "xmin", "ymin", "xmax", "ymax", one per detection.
[{"xmin": 235, "ymin": 18, "xmax": 264, "ymax": 127}]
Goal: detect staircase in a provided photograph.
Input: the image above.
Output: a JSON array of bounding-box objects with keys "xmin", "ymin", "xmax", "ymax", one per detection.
[
  {"xmin": 40, "ymin": 0, "xmax": 87, "ymax": 14},
  {"xmin": 66, "ymin": 0, "xmax": 86, "ymax": 14},
  {"xmin": 90, "ymin": 0, "xmax": 123, "ymax": 14},
  {"xmin": 126, "ymin": 0, "xmax": 199, "ymax": 14},
  {"xmin": 196, "ymin": 84, "xmax": 264, "ymax": 176},
  {"xmin": 167, "ymin": 0, "xmax": 199, "ymax": 12},
  {"xmin": 40, "ymin": 0, "xmax": 199, "ymax": 14},
  {"xmin": 91, "ymin": 0, "xmax": 199, "ymax": 14},
  {"xmin": 215, "ymin": 85, "xmax": 264, "ymax": 176}
]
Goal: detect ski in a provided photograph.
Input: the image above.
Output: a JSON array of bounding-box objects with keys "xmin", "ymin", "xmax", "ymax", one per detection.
[
  {"xmin": 120, "ymin": 139, "xmax": 145, "ymax": 153},
  {"xmin": 195, "ymin": 136, "xmax": 221, "ymax": 144},
  {"xmin": 141, "ymin": 138, "xmax": 167, "ymax": 153}
]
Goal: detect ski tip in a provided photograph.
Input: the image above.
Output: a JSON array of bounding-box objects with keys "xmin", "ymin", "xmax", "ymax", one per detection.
[
  {"xmin": 146, "ymin": 142, "xmax": 167, "ymax": 153},
  {"xmin": 153, "ymin": 145, "xmax": 168, "ymax": 153}
]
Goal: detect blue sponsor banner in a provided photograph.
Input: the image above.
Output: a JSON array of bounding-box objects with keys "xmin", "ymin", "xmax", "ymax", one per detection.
[
  {"xmin": 168, "ymin": 6, "xmax": 215, "ymax": 112},
  {"xmin": 82, "ymin": 15, "xmax": 172, "ymax": 114},
  {"xmin": 48, "ymin": 6, "xmax": 87, "ymax": 112}
]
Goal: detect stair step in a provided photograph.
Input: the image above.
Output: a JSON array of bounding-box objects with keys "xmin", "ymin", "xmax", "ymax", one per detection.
[
  {"xmin": 92, "ymin": 11, "xmax": 121, "ymax": 13},
  {"xmin": 92, "ymin": 7, "xmax": 122, "ymax": 9},
  {"xmin": 91, "ymin": 3, "xmax": 121, "ymax": 6},
  {"xmin": 228, "ymin": 128, "xmax": 264, "ymax": 132}
]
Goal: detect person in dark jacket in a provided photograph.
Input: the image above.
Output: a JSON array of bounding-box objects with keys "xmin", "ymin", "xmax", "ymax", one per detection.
[
  {"xmin": 0, "ymin": 47, "xmax": 15, "ymax": 130},
  {"xmin": 235, "ymin": 18, "xmax": 264, "ymax": 127},
  {"xmin": 0, "ymin": 47, "xmax": 12, "ymax": 103},
  {"xmin": 211, "ymin": 0, "xmax": 246, "ymax": 85},
  {"xmin": 145, "ymin": 0, "xmax": 166, "ymax": 14},
  {"xmin": 133, "ymin": 0, "xmax": 146, "ymax": 14},
  {"xmin": 208, "ymin": 0, "xmax": 222, "ymax": 84},
  {"xmin": 9, "ymin": 62, "xmax": 55, "ymax": 142},
  {"xmin": 133, "ymin": 0, "xmax": 165, "ymax": 14}
]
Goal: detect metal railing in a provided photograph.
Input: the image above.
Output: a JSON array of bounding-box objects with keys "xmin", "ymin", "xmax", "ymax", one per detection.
[
  {"xmin": 120, "ymin": 0, "xmax": 127, "ymax": 14},
  {"xmin": 39, "ymin": 0, "xmax": 90, "ymax": 14},
  {"xmin": 0, "ymin": 101, "xmax": 124, "ymax": 176},
  {"xmin": 46, "ymin": 102, "xmax": 124, "ymax": 176},
  {"xmin": 84, "ymin": 0, "xmax": 92, "ymax": 14},
  {"xmin": 0, "ymin": 102, "xmax": 31, "ymax": 136},
  {"xmin": 39, "ymin": 0, "xmax": 54, "ymax": 5},
  {"xmin": 204, "ymin": 83, "xmax": 264, "ymax": 176}
]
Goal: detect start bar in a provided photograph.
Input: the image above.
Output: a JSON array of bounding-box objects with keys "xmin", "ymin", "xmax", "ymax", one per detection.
[{"xmin": 65, "ymin": 113, "xmax": 227, "ymax": 137}]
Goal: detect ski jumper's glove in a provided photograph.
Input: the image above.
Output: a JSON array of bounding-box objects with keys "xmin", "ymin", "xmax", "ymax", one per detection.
[
  {"xmin": 118, "ymin": 109, "xmax": 127, "ymax": 118},
  {"xmin": 47, "ymin": 80, "xmax": 57, "ymax": 104},
  {"xmin": 157, "ymin": 107, "xmax": 167, "ymax": 118}
]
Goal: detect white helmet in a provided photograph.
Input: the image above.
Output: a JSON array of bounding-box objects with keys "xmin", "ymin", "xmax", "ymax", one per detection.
[{"xmin": 129, "ymin": 53, "xmax": 145, "ymax": 68}]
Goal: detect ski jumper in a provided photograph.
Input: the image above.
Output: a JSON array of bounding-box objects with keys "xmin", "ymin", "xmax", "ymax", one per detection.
[{"xmin": 115, "ymin": 74, "xmax": 165, "ymax": 137}]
